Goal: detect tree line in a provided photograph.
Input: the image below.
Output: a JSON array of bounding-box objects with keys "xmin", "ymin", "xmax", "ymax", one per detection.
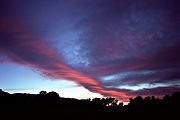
[{"xmin": 0, "ymin": 89, "xmax": 179, "ymax": 119}]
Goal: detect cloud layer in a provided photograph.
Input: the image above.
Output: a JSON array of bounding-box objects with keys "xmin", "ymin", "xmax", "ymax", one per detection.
[
  {"xmin": 0, "ymin": 17, "xmax": 128, "ymax": 100},
  {"xmin": 0, "ymin": 0, "xmax": 180, "ymax": 101}
]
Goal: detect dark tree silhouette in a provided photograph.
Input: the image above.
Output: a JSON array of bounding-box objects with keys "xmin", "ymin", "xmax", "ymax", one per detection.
[
  {"xmin": 39, "ymin": 90, "xmax": 47, "ymax": 95},
  {"xmin": 0, "ymin": 89, "xmax": 180, "ymax": 120}
]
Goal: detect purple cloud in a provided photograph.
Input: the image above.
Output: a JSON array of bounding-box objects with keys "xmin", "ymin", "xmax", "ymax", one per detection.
[{"xmin": 0, "ymin": 0, "xmax": 180, "ymax": 101}]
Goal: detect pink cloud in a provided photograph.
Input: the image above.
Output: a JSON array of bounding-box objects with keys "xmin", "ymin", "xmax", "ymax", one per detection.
[{"xmin": 0, "ymin": 17, "xmax": 128, "ymax": 100}]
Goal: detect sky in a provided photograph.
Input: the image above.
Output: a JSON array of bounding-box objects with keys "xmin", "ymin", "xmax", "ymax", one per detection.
[{"xmin": 0, "ymin": 0, "xmax": 180, "ymax": 101}]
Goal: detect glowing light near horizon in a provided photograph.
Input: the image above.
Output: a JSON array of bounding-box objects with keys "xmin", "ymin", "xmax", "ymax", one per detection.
[
  {"xmin": 5, "ymin": 86, "xmax": 103, "ymax": 99},
  {"xmin": 0, "ymin": 64, "xmax": 102, "ymax": 99}
]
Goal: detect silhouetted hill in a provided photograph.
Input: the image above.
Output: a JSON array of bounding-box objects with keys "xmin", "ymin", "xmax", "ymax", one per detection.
[{"xmin": 0, "ymin": 89, "xmax": 179, "ymax": 120}]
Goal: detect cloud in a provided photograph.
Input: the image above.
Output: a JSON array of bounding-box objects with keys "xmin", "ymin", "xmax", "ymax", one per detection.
[
  {"xmin": 128, "ymin": 86, "xmax": 180, "ymax": 97},
  {"xmin": 70, "ymin": 0, "xmax": 180, "ymax": 98},
  {"xmin": 1, "ymin": 0, "xmax": 180, "ymax": 101},
  {"xmin": 0, "ymin": 17, "xmax": 128, "ymax": 100}
]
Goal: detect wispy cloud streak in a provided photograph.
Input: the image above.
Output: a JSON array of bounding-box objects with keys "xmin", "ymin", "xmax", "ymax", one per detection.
[{"xmin": 0, "ymin": 18, "xmax": 128, "ymax": 100}]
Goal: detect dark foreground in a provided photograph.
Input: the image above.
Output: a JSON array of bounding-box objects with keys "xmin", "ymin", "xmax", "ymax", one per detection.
[{"xmin": 0, "ymin": 89, "xmax": 180, "ymax": 120}]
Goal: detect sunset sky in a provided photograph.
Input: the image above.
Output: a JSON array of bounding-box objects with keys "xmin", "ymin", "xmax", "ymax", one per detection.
[{"xmin": 0, "ymin": 0, "xmax": 180, "ymax": 101}]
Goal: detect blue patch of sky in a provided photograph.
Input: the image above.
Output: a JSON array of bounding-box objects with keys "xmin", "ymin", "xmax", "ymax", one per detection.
[
  {"xmin": 0, "ymin": 63, "xmax": 77, "ymax": 91},
  {"xmin": 101, "ymin": 70, "xmax": 155, "ymax": 82}
]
